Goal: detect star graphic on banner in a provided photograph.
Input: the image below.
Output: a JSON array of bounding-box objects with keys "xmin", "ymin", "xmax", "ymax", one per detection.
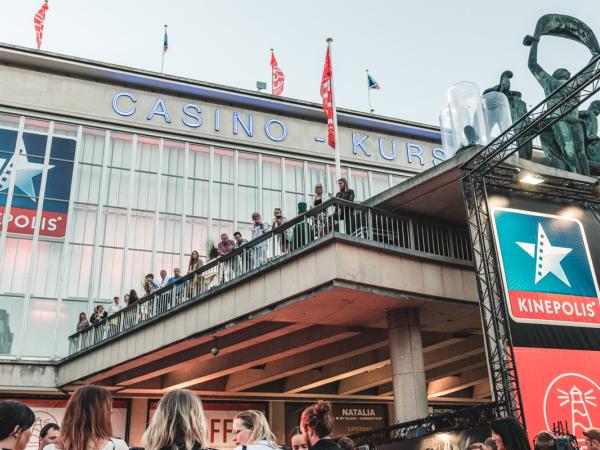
[
  {"xmin": 516, "ymin": 223, "xmax": 573, "ymax": 287},
  {"xmin": 0, "ymin": 136, "xmax": 51, "ymax": 202}
]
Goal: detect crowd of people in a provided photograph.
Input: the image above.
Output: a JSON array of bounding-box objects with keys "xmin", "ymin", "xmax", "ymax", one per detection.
[
  {"xmin": 74, "ymin": 178, "xmax": 356, "ymax": 336},
  {"xmin": 2, "ymin": 386, "xmax": 600, "ymax": 450}
]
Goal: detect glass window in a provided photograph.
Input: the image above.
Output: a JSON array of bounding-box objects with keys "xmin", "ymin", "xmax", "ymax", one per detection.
[
  {"xmin": 131, "ymin": 170, "xmax": 158, "ymax": 212},
  {"xmin": 21, "ymin": 298, "xmax": 57, "ymax": 358},
  {"xmin": 328, "ymin": 166, "xmax": 348, "ymax": 196},
  {"xmin": 184, "ymin": 218, "xmax": 208, "ymax": 262},
  {"xmin": 64, "ymin": 244, "xmax": 94, "ymax": 299},
  {"xmin": 212, "ymin": 183, "xmax": 234, "ymax": 221},
  {"xmin": 135, "ymin": 136, "xmax": 159, "ymax": 172},
  {"xmin": 97, "ymin": 247, "xmax": 124, "ymax": 301},
  {"xmin": 285, "ymin": 159, "xmax": 304, "ymax": 193},
  {"xmin": 70, "ymin": 207, "xmax": 97, "ymax": 245},
  {"xmin": 352, "ymin": 170, "xmax": 370, "ymax": 201},
  {"xmin": 109, "ymin": 133, "xmax": 133, "ymax": 169},
  {"xmin": 105, "ymin": 167, "xmax": 130, "ymax": 208},
  {"xmin": 186, "ymin": 179, "xmax": 209, "ymax": 218},
  {"xmin": 211, "ymin": 220, "xmax": 234, "ymax": 246},
  {"xmin": 159, "ymin": 175, "xmax": 184, "ymax": 215},
  {"xmin": 128, "ymin": 213, "xmax": 154, "ymax": 251},
  {"xmin": 155, "ymin": 252, "xmax": 180, "ymax": 276},
  {"xmin": 24, "ymin": 118, "xmax": 49, "ymax": 133},
  {"xmin": 238, "ymin": 152, "xmax": 258, "ymax": 186},
  {"xmin": 74, "ymin": 164, "xmax": 102, "ymax": 204},
  {"xmin": 31, "ymin": 241, "xmax": 63, "ymax": 298},
  {"xmin": 54, "ymin": 299, "xmax": 87, "ymax": 358},
  {"xmin": 157, "ymin": 214, "xmax": 182, "ymax": 254},
  {"xmin": 285, "ymin": 193, "xmax": 305, "ymax": 219},
  {"xmin": 307, "ymin": 163, "xmax": 327, "ymax": 204},
  {"xmin": 238, "ymin": 186, "xmax": 258, "ymax": 222},
  {"xmin": 214, "ymin": 148, "xmax": 234, "ymax": 183},
  {"xmin": 187, "ymin": 145, "xmax": 209, "ymax": 180},
  {"xmin": 80, "ymin": 128, "xmax": 106, "ymax": 166},
  {"xmin": 0, "ymin": 238, "xmax": 33, "ymax": 295},
  {"xmin": 0, "ymin": 295, "xmax": 24, "ymax": 356},
  {"xmin": 162, "ymin": 140, "xmax": 185, "ymax": 177},
  {"xmin": 101, "ymin": 211, "xmax": 127, "ymax": 248},
  {"xmin": 0, "ymin": 113, "xmax": 20, "ymax": 130},
  {"xmin": 371, "ymin": 172, "xmax": 390, "ymax": 196},
  {"xmin": 53, "ymin": 122, "xmax": 78, "ymax": 138},
  {"xmin": 123, "ymin": 250, "xmax": 152, "ymax": 298},
  {"xmin": 262, "ymin": 156, "xmax": 281, "ymax": 189},
  {"xmin": 263, "ymin": 189, "xmax": 282, "ymax": 222}
]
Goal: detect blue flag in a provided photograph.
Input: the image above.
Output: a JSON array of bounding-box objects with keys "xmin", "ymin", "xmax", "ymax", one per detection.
[
  {"xmin": 367, "ymin": 73, "xmax": 380, "ymax": 90},
  {"xmin": 163, "ymin": 28, "xmax": 168, "ymax": 52}
]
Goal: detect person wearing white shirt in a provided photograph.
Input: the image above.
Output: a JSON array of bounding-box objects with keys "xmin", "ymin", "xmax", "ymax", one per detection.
[
  {"xmin": 107, "ymin": 296, "xmax": 122, "ymax": 316},
  {"xmin": 158, "ymin": 269, "xmax": 170, "ymax": 288}
]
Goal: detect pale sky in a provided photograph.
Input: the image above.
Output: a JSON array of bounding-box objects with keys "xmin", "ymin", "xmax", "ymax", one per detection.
[{"xmin": 0, "ymin": 0, "xmax": 599, "ymax": 126}]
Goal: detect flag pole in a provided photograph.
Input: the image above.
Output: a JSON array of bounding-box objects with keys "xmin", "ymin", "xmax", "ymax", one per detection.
[
  {"xmin": 270, "ymin": 48, "xmax": 274, "ymax": 94},
  {"xmin": 327, "ymin": 38, "xmax": 341, "ymax": 182},
  {"xmin": 366, "ymin": 69, "xmax": 373, "ymax": 114},
  {"xmin": 161, "ymin": 24, "xmax": 167, "ymax": 74}
]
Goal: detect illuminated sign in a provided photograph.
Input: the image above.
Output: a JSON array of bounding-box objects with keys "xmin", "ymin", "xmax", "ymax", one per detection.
[
  {"xmin": 0, "ymin": 128, "xmax": 75, "ymax": 238},
  {"xmin": 491, "ymin": 207, "xmax": 600, "ymax": 327}
]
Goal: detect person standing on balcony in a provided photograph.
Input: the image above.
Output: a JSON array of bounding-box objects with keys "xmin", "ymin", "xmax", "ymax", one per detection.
[
  {"xmin": 334, "ymin": 178, "xmax": 355, "ymax": 234},
  {"xmin": 76, "ymin": 312, "xmax": 89, "ymax": 332},
  {"xmin": 218, "ymin": 233, "xmax": 237, "ymax": 282},
  {"xmin": 107, "ymin": 296, "xmax": 121, "ymax": 315},
  {"xmin": 251, "ymin": 213, "xmax": 271, "ymax": 268},
  {"xmin": 158, "ymin": 269, "xmax": 170, "ymax": 288},
  {"xmin": 188, "ymin": 250, "xmax": 203, "ymax": 274},
  {"xmin": 313, "ymin": 183, "xmax": 324, "ymax": 207},
  {"xmin": 167, "ymin": 267, "xmax": 182, "ymax": 285},
  {"xmin": 272, "ymin": 208, "xmax": 290, "ymax": 253},
  {"xmin": 234, "ymin": 231, "xmax": 248, "ymax": 248},
  {"xmin": 144, "ymin": 274, "xmax": 160, "ymax": 295}
]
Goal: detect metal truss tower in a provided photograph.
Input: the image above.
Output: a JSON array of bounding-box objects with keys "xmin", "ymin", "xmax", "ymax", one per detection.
[{"xmin": 460, "ymin": 55, "xmax": 600, "ymax": 425}]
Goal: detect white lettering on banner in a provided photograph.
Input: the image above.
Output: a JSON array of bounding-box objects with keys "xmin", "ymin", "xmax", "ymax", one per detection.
[
  {"xmin": 110, "ymin": 92, "xmax": 446, "ymax": 168},
  {"xmin": 0, "ymin": 211, "xmax": 62, "ymax": 231},
  {"xmin": 341, "ymin": 408, "xmax": 377, "ymax": 416}
]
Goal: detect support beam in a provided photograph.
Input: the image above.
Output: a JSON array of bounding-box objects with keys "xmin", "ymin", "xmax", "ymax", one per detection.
[
  {"xmin": 424, "ymin": 353, "xmax": 486, "ymax": 382},
  {"xmin": 427, "ymin": 366, "xmax": 489, "ymax": 398},
  {"xmin": 225, "ymin": 331, "xmax": 388, "ymax": 392},
  {"xmin": 423, "ymin": 335, "xmax": 483, "ymax": 370},
  {"xmin": 338, "ymin": 364, "xmax": 391, "ymax": 395},
  {"xmin": 161, "ymin": 325, "xmax": 360, "ymax": 390},
  {"xmin": 102, "ymin": 321, "xmax": 307, "ymax": 386},
  {"xmin": 473, "ymin": 380, "xmax": 492, "ymax": 398},
  {"xmin": 284, "ymin": 348, "xmax": 390, "ymax": 393}
]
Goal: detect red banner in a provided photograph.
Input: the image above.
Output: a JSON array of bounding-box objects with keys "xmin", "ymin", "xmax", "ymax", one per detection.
[
  {"xmin": 508, "ymin": 290, "xmax": 600, "ymax": 326},
  {"xmin": 514, "ymin": 347, "xmax": 600, "ymax": 449},
  {"xmin": 0, "ymin": 206, "xmax": 67, "ymax": 238}
]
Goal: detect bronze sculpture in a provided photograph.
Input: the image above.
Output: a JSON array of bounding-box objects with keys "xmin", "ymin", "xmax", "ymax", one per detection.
[{"xmin": 580, "ymin": 101, "xmax": 600, "ymax": 175}]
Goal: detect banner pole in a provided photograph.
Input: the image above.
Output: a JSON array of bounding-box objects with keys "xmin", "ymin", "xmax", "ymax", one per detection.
[{"xmin": 327, "ymin": 38, "xmax": 341, "ymax": 182}]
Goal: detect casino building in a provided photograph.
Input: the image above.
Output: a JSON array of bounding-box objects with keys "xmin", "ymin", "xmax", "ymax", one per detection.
[{"xmin": 0, "ymin": 43, "xmax": 499, "ymax": 447}]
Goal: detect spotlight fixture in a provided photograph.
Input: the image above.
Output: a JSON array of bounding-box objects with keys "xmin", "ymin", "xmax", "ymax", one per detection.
[
  {"xmin": 210, "ymin": 337, "xmax": 219, "ymax": 356},
  {"xmin": 519, "ymin": 173, "xmax": 544, "ymax": 185}
]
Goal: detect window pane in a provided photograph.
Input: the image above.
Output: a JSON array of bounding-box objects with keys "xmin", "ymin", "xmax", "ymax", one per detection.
[
  {"xmin": 109, "ymin": 133, "xmax": 133, "ymax": 169},
  {"xmin": 212, "ymin": 183, "xmax": 234, "ymax": 221},
  {"xmin": 132, "ymin": 171, "xmax": 158, "ymax": 211},
  {"xmin": 214, "ymin": 148, "xmax": 234, "ymax": 183},
  {"xmin": 262, "ymin": 156, "xmax": 281, "ymax": 189},
  {"xmin": 188, "ymin": 145, "xmax": 210, "ymax": 180},
  {"xmin": 21, "ymin": 298, "xmax": 57, "ymax": 358},
  {"xmin": 238, "ymin": 186, "xmax": 258, "ymax": 222},
  {"xmin": 97, "ymin": 248, "xmax": 123, "ymax": 301},
  {"xmin": 162, "ymin": 140, "xmax": 185, "ymax": 176},
  {"xmin": 70, "ymin": 207, "xmax": 97, "ymax": 245},
  {"xmin": 0, "ymin": 113, "xmax": 20, "ymax": 129},
  {"xmin": 24, "ymin": 118, "xmax": 49, "ymax": 133},
  {"xmin": 102, "ymin": 211, "xmax": 127, "ymax": 248},
  {"xmin": 328, "ymin": 166, "xmax": 348, "ymax": 196},
  {"xmin": 128, "ymin": 214, "xmax": 154, "ymax": 251},
  {"xmin": 135, "ymin": 136, "xmax": 159, "ymax": 172},
  {"xmin": 74, "ymin": 164, "xmax": 102, "ymax": 204},
  {"xmin": 64, "ymin": 244, "xmax": 94, "ymax": 298},
  {"xmin": 155, "ymin": 252, "xmax": 181, "ymax": 276},
  {"xmin": 352, "ymin": 170, "xmax": 370, "ymax": 201},
  {"xmin": 285, "ymin": 193, "xmax": 305, "ymax": 219},
  {"xmin": 238, "ymin": 152, "xmax": 258, "ymax": 186},
  {"xmin": 263, "ymin": 189, "xmax": 282, "ymax": 221},
  {"xmin": 54, "ymin": 122, "xmax": 78, "ymax": 139},
  {"xmin": 157, "ymin": 214, "xmax": 182, "ymax": 254},
  {"xmin": 54, "ymin": 299, "xmax": 87, "ymax": 358},
  {"xmin": 184, "ymin": 218, "xmax": 208, "ymax": 262},
  {"xmin": 81, "ymin": 128, "xmax": 106, "ymax": 165},
  {"xmin": 0, "ymin": 296, "xmax": 24, "ymax": 356},
  {"xmin": 285, "ymin": 159, "xmax": 304, "ymax": 193},
  {"xmin": 31, "ymin": 241, "xmax": 63, "ymax": 298},
  {"xmin": 186, "ymin": 179, "xmax": 209, "ymax": 217},
  {"xmin": 159, "ymin": 175, "xmax": 183, "ymax": 215},
  {"xmin": 371, "ymin": 172, "xmax": 390, "ymax": 196},
  {"xmin": 123, "ymin": 250, "xmax": 152, "ymax": 297},
  {"xmin": 0, "ymin": 238, "xmax": 33, "ymax": 295},
  {"xmin": 105, "ymin": 168, "xmax": 130, "ymax": 208}
]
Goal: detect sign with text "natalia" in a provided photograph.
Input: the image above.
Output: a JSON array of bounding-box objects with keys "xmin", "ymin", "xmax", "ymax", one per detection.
[
  {"xmin": 0, "ymin": 128, "xmax": 76, "ymax": 238},
  {"xmin": 491, "ymin": 207, "xmax": 600, "ymax": 327}
]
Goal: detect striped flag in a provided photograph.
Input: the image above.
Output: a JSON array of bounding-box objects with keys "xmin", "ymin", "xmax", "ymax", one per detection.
[
  {"xmin": 320, "ymin": 47, "xmax": 335, "ymax": 149},
  {"xmin": 163, "ymin": 27, "xmax": 168, "ymax": 52},
  {"xmin": 34, "ymin": 1, "xmax": 49, "ymax": 50},
  {"xmin": 271, "ymin": 50, "xmax": 284, "ymax": 96},
  {"xmin": 368, "ymin": 72, "xmax": 380, "ymax": 89}
]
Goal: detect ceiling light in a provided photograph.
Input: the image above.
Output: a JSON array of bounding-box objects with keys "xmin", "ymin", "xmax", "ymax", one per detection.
[{"xmin": 519, "ymin": 173, "xmax": 544, "ymax": 185}]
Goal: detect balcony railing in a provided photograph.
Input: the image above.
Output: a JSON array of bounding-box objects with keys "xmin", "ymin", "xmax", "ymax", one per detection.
[{"xmin": 67, "ymin": 198, "xmax": 473, "ymax": 355}]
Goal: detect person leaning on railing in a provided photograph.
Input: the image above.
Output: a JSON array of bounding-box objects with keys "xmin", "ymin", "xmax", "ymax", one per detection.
[{"xmin": 333, "ymin": 178, "xmax": 355, "ymax": 234}]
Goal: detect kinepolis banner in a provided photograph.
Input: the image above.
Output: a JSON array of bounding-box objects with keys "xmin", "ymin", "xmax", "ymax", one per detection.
[{"xmin": 488, "ymin": 190, "xmax": 600, "ymax": 447}]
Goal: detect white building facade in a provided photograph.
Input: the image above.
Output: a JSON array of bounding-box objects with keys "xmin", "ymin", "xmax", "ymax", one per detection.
[{"xmin": 0, "ymin": 44, "xmax": 444, "ymax": 361}]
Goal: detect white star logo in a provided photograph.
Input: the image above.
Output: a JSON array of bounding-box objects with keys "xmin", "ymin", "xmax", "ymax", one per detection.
[
  {"xmin": 0, "ymin": 136, "xmax": 51, "ymax": 202},
  {"xmin": 516, "ymin": 223, "xmax": 573, "ymax": 287}
]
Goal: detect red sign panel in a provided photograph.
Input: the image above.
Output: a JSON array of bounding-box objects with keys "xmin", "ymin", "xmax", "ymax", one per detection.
[{"xmin": 514, "ymin": 347, "xmax": 600, "ymax": 449}]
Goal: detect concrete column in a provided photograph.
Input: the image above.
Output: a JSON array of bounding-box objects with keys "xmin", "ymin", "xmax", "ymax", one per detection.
[
  {"xmin": 387, "ymin": 309, "xmax": 427, "ymax": 423},
  {"xmin": 127, "ymin": 398, "xmax": 149, "ymax": 447}
]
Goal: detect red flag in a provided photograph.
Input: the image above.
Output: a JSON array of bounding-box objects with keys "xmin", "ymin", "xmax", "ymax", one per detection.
[
  {"xmin": 34, "ymin": 1, "xmax": 49, "ymax": 50},
  {"xmin": 271, "ymin": 51, "xmax": 285, "ymax": 96},
  {"xmin": 320, "ymin": 48, "xmax": 335, "ymax": 149}
]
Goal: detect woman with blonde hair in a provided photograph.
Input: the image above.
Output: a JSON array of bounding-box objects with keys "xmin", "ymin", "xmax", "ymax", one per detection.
[
  {"xmin": 232, "ymin": 410, "xmax": 279, "ymax": 450},
  {"xmin": 46, "ymin": 385, "xmax": 128, "ymax": 450},
  {"xmin": 142, "ymin": 389, "xmax": 208, "ymax": 450}
]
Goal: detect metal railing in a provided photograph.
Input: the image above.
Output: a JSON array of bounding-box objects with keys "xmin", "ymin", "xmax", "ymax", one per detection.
[{"xmin": 68, "ymin": 198, "xmax": 473, "ymax": 355}]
